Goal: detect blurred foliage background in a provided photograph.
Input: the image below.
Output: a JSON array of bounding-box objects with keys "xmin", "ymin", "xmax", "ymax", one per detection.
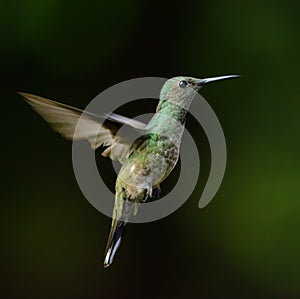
[{"xmin": 1, "ymin": 0, "xmax": 300, "ymax": 298}]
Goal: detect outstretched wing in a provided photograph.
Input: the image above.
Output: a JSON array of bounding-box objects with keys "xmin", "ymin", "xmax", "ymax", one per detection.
[{"xmin": 19, "ymin": 92, "xmax": 146, "ymax": 163}]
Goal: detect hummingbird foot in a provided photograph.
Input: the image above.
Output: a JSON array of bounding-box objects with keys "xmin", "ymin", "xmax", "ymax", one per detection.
[
  {"xmin": 152, "ymin": 187, "xmax": 161, "ymax": 200},
  {"xmin": 143, "ymin": 186, "xmax": 161, "ymax": 202},
  {"xmin": 143, "ymin": 186, "xmax": 153, "ymax": 202}
]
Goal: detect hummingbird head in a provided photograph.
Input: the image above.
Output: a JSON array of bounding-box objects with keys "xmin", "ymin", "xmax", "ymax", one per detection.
[{"xmin": 158, "ymin": 74, "xmax": 240, "ymax": 111}]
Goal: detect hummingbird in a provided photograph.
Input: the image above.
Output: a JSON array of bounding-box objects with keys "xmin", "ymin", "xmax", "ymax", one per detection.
[{"xmin": 19, "ymin": 74, "xmax": 239, "ymax": 268}]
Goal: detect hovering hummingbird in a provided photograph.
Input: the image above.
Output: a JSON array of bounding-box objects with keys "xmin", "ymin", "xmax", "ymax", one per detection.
[{"xmin": 20, "ymin": 74, "xmax": 239, "ymax": 268}]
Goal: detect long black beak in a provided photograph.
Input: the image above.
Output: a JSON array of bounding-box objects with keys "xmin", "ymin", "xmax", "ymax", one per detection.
[{"xmin": 198, "ymin": 75, "xmax": 240, "ymax": 86}]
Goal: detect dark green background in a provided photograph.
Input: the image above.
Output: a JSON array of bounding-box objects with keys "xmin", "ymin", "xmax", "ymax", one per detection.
[{"xmin": 1, "ymin": 0, "xmax": 299, "ymax": 298}]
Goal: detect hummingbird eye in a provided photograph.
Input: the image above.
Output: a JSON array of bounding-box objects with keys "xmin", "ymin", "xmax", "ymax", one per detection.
[{"xmin": 179, "ymin": 80, "xmax": 188, "ymax": 88}]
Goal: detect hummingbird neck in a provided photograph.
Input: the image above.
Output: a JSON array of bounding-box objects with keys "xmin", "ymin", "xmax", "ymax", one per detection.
[
  {"xmin": 155, "ymin": 99, "xmax": 188, "ymax": 124},
  {"xmin": 145, "ymin": 99, "xmax": 188, "ymax": 146}
]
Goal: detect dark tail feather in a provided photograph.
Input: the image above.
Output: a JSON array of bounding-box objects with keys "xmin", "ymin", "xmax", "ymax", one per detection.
[{"xmin": 104, "ymin": 220, "xmax": 126, "ymax": 268}]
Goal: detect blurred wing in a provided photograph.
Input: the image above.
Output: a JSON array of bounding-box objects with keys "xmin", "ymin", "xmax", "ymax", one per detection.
[
  {"xmin": 19, "ymin": 92, "xmax": 146, "ymax": 163},
  {"xmin": 105, "ymin": 113, "xmax": 146, "ymax": 130}
]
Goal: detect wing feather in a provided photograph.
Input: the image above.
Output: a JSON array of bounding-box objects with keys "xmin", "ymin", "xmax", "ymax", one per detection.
[{"xmin": 19, "ymin": 92, "xmax": 146, "ymax": 163}]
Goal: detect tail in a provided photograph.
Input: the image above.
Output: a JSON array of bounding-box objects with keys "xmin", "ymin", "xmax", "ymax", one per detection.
[
  {"xmin": 104, "ymin": 219, "xmax": 127, "ymax": 268},
  {"xmin": 103, "ymin": 193, "xmax": 140, "ymax": 268}
]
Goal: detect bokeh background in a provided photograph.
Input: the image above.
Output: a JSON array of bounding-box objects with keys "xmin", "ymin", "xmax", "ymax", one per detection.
[{"xmin": 1, "ymin": 0, "xmax": 300, "ymax": 298}]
